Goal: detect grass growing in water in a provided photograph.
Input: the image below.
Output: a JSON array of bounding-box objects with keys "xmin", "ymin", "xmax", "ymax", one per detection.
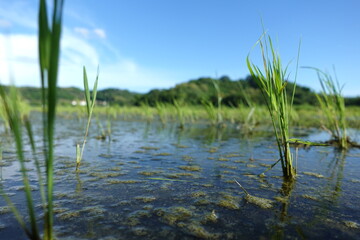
[
  {"xmin": 173, "ymin": 99, "xmax": 185, "ymax": 129},
  {"xmin": 305, "ymin": 67, "xmax": 348, "ymax": 149},
  {"xmin": 200, "ymin": 79, "xmax": 225, "ymax": 127},
  {"xmin": 76, "ymin": 66, "xmax": 99, "ymax": 171},
  {"xmin": 246, "ymin": 32, "xmax": 299, "ymax": 180},
  {"xmin": 0, "ymin": 0, "xmax": 64, "ymax": 239},
  {"xmin": 212, "ymin": 79, "xmax": 224, "ymax": 126}
]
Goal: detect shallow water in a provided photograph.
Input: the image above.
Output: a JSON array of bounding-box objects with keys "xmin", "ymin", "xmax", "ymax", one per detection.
[{"xmin": 0, "ymin": 116, "xmax": 360, "ymax": 239}]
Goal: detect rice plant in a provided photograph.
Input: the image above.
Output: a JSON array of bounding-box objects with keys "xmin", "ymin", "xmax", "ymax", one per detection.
[
  {"xmin": 246, "ymin": 32, "xmax": 300, "ymax": 180},
  {"xmin": 105, "ymin": 106, "xmax": 112, "ymax": 140},
  {"xmin": 212, "ymin": 79, "xmax": 224, "ymax": 125},
  {"xmin": 0, "ymin": 1, "xmax": 64, "ymax": 239},
  {"xmin": 201, "ymin": 79, "xmax": 224, "ymax": 127},
  {"xmin": 95, "ymin": 115, "xmax": 107, "ymax": 140},
  {"xmin": 202, "ymin": 99, "xmax": 217, "ymax": 125},
  {"xmin": 155, "ymin": 101, "xmax": 167, "ymax": 125},
  {"xmin": 0, "ymin": 87, "xmax": 42, "ymax": 240},
  {"xmin": 237, "ymin": 80, "xmax": 257, "ymax": 133},
  {"xmin": 76, "ymin": 66, "xmax": 99, "ymax": 171},
  {"xmin": 139, "ymin": 101, "xmax": 154, "ymax": 122},
  {"xmin": 305, "ymin": 67, "xmax": 348, "ymax": 149},
  {"xmin": 173, "ymin": 99, "xmax": 185, "ymax": 129}
]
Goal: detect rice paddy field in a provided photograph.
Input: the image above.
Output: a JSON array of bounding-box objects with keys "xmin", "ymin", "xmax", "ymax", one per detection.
[{"xmin": 1, "ymin": 112, "xmax": 360, "ymax": 239}]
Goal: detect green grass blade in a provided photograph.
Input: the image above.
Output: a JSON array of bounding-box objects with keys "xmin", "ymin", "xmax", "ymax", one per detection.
[
  {"xmin": 0, "ymin": 87, "xmax": 41, "ymax": 239},
  {"xmin": 83, "ymin": 66, "xmax": 91, "ymax": 116},
  {"xmin": 77, "ymin": 66, "xmax": 99, "ymax": 171},
  {"xmin": 24, "ymin": 116, "xmax": 46, "ymax": 209}
]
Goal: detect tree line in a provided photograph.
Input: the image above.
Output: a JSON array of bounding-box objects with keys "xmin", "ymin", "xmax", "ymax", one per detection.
[{"xmin": 1, "ymin": 75, "xmax": 359, "ymax": 107}]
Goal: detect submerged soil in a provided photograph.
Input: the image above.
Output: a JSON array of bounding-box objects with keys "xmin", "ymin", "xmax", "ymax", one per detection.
[{"xmin": 0, "ymin": 116, "xmax": 360, "ymax": 239}]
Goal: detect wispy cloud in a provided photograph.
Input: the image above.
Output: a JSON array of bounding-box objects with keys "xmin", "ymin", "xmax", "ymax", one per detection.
[
  {"xmin": 74, "ymin": 27, "xmax": 90, "ymax": 38},
  {"xmin": 74, "ymin": 27, "xmax": 106, "ymax": 39},
  {"xmin": 93, "ymin": 28, "xmax": 106, "ymax": 39}
]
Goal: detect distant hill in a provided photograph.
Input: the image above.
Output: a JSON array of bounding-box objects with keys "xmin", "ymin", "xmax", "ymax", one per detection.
[
  {"xmin": 96, "ymin": 88, "xmax": 140, "ymax": 106},
  {"xmin": 2, "ymin": 76, "xmax": 359, "ymax": 106},
  {"xmin": 134, "ymin": 75, "xmax": 319, "ymax": 107}
]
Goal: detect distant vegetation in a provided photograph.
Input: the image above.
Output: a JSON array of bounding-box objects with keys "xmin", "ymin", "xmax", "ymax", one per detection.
[
  {"xmin": 1, "ymin": 75, "xmax": 359, "ymax": 107},
  {"xmin": 134, "ymin": 75, "xmax": 319, "ymax": 107}
]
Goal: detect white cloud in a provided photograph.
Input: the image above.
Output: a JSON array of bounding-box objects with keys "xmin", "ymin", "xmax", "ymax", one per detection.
[
  {"xmin": 0, "ymin": 34, "xmax": 38, "ymax": 86},
  {"xmin": 0, "ymin": 2, "xmax": 177, "ymax": 93},
  {"xmin": 93, "ymin": 28, "xmax": 106, "ymax": 39},
  {"xmin": 74, "ymin": 27, "xmax": 106, "ymax": 39},
  {"xmin": 74, "ymin": 27, "xmax": 90, "ymax": 38},
  {"xmin": 0, "ymin": 29, "xmax": 100, "ymax": 87},
  {"xmin": 0, "ymin": 30, "xmax": 179, "ymax": 92}
]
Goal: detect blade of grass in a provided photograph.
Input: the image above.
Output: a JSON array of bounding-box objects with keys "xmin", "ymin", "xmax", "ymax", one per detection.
[
  {"xmin": 39, "ymin": 0, "xmax": 64, "ymax": 239},
  {"xmin": 0, "ymin": 87, "xmax": 41, "ymax": 239}
]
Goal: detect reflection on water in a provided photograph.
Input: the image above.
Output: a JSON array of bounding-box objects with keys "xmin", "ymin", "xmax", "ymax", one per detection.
[{"xmin": 0, "ymin": 115, "xmax": 359, "ymax": 239}]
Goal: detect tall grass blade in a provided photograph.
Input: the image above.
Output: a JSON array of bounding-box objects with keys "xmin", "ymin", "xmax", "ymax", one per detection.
[
  {"xmin": 0, "ymin": 1, "xmax": 64, "ymax": 239},
  {"xmin": 39, "ymin": 0, "xmax": 64, "ymax": 239}
]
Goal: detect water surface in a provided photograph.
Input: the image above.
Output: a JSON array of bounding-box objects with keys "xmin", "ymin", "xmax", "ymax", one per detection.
[{"xmin": 0, "ymin": 116, "xmax": 359, "ymax": 239}]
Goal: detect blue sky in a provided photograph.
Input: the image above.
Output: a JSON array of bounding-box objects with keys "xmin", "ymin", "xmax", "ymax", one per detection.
[{"xmin": 0, "ymin": 0, "xmax": 359, "ymax": 96}]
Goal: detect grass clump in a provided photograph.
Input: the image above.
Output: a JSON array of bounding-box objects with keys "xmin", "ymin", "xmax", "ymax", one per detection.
[
  {"xmin": 178, "ymin": 165, "xmax": 202, "ymax": 172},
  {"xmin": 217, "ymin": 199, "xmax": 240, "ymax": 210},
  {"xmin": 246, "ymin": 32, "xmax": 299, "ymax": 180},
  {"xmin": 305, "ymin": 67, "xmax": 349, "ymax": 149},
  {"xmin": 235, "ymin": 179, "xmax": 274, "ymax": 209},
  {"xmin": 173, "ymin": 99, "xmax": 185, "ymax": 129}
]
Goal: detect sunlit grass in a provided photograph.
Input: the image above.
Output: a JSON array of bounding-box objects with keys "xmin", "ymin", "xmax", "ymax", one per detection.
[
  {"xmin": 305, "ymin": 67, "xmax": 348, "ymax": 149},
  {"xmin": 76, "ymin": 66, "xmax": 99, "ymax": 171},
  {"xmin": 246, "ymin": 32, "xmax": 300, "ymax": 180},
  {"xmin": 173, "ymin": 99, "xmax": 185, "ymax": 129}
]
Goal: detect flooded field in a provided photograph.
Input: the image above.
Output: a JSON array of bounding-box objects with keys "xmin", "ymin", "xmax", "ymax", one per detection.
[{"xmin": 1, "ymin": 116, "xmax": 360, "ymax": 239}]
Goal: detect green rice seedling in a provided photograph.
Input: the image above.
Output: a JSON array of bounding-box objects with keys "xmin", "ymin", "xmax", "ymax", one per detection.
[
  {"xmin": 39, "ymin": 2, "xmax": 64, "ymax": 237},
  {"xmin": 0, "ymin": 87, "xmax": 41, "ymax": 239},
  {"xmin": 237, "ymin": 80, "xmax": 257, "ymax": 132},
  {"xmin": 211, "ymin": 79, "xmax": 224, "ymax": 125},
  {"xmin": 173, "ymin": 99, "xmax": 185, "ymax": 129},
  {"xmin": 242, "ymin": 107, "xmax": 256, "ymax": 133},
  {"xmin": 139, "ymin": 101, "xmax": 154, "ymax": 122},
  {"xmin": 94, "ymin": 114, "xmax": 108, "ymax": 140},
  {"xmin": 246, "ymin": 32, "xmax": 300, "ymax": 180},
  {"xmin": 105, "ymin": 106, "xmax": 112, "ymax": 139},
  {"xmin": 0, "ymin": 1, "xmax": 64, "ymax": 239},
  {"xmin": 200, "ymin": 80, "xmax": 224, "ymax": 127},
  {"xmin": 305, "ymin": 67, "xmax": 348, "ymax": 149},
  {"xmin": 201, "ymin": 100, "xmax": 217, "ymax": 125},
  {"xmin": 155, "ymin": 101, "xmax": 167, "ymax": 125},
  {"xmin": 76, "ymin": 66, "xmax": 99, "ymax": 171}
]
